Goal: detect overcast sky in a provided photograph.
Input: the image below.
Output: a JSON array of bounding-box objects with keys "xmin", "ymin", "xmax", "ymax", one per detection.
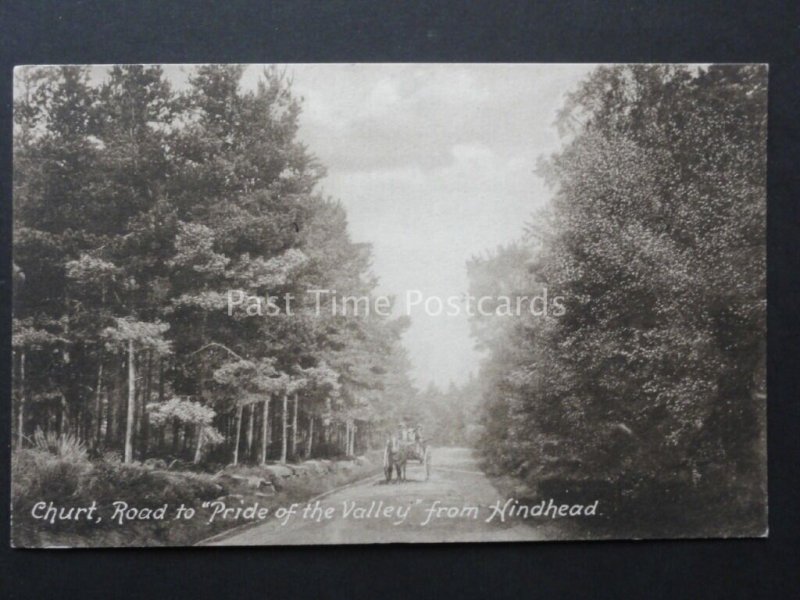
[
  {"xmin": 277, "ymin": 64, "xmax": 593, "ymax": 388},
  {"xmin": 72, "ymin": 63, "xmax": 594, "ymax": 388}
]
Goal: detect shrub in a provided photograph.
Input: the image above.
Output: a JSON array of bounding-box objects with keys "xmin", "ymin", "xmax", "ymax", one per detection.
[
  {"xmin": 12, "ymin": 450, "xmax": 225, "ymax": 546},
  {"xmin": 31, "ymin": 428, "xmax": 87, "ymax": 462},
  {"xmin": 11, "ymin": 449, "xmax": 93, "ymax": 544},
  {"xmin": 12, "ymin": 450, "xmax": 91, "ymax": 504}
]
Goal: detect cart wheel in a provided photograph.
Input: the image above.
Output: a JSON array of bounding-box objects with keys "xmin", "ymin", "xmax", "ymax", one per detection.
[{"xmin": 383, "ymin": 444, "xmax": 392, "ymax": 482}]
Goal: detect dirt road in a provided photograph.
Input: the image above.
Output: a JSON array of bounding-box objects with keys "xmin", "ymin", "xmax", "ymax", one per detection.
[{"xmin": 205, "ymin": 447, "xmax": 544, "ymax": 546}]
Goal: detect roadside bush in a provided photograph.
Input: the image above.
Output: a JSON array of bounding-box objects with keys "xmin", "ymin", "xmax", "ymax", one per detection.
[
  {"xmin": 12, "ymin": 449, "xmax": 383, "ymax": 547},
  {"xmin": 31, "ymin": 428, "xmax": 87, "ymax": 462},
  {"xmin": 11, "ymin": 449, "xmax": 224, "ymax": 546},
  {"xmin": 11, "ymin": 449, "xmax": 93, "ymax": 545},
  {"xmin": 536, "ymin": 474, "xmax": 766, "ymax": 539},
  {"xmin": 12, "ymin": 450, "xmax": 91, "ymax": 507},
  {"xmin": 84, "ymin": 462, "xmax": 223, "ymax": 507}
]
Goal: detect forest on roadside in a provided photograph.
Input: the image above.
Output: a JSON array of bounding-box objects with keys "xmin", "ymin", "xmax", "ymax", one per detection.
[
  {"xmin": 11, "ymin": 64, "xmax": 768, "ymax": 544},
  {"xmin": 12, "ymin": 65, "xmax": 419, "ymax": 468},
  {"xmin": 468, "ymin": 65, "xmax": 767, "ymax": 537}
]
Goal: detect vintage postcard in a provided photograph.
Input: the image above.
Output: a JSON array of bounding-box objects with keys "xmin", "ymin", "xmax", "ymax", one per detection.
[{"xmin": 11, "ymin": 64, "xmax": 767, "ymax": 547}]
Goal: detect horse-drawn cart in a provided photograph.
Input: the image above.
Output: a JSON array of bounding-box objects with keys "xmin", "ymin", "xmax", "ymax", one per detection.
[{"xmin": 383, "ymin": 434, "xmax": 431, "ymax": 482}]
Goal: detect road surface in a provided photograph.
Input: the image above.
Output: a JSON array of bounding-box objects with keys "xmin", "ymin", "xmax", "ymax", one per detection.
[{"xmin": 205, "ymin": 447, "xmax": 544, "ymax": 546}]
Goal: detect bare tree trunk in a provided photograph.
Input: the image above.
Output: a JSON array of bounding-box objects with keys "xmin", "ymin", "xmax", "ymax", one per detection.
[
  {"xmin": 232, "ymin": 404, "xmax": 243, "ymax": 466},
  {"xmin": 158, "ymin": 357, "xmax": 165, "ymax": 404},
  {"xmin": 60, "ymin": 304, "xmax": 71, "ymax": 438},
  {"xmin": 141, "ymin": 351, "xmax": 152, "ymax": 458},
  {"xmin": 260, "ymin": 398, "xmax": 270, "ymax": 465},
  {"xmin": 157, "ymin": 358, "xmax": 165, "ymax": 452},
  {"xmin": 349, "ymin": 421, "xmax": 354, "ymax": 456},
  {"xmin": 171, "ymin": 419, "xmax": 180, "ymax": 454},
  {"xmin": 291, "ymin": 394, "xmax": 299, "ymax": 459},
  {"xmin": 306, "ymin": 415, "xmax": 314, "ymax": 458},
  {"xmin": 246, "ymin": 403, "xmax": 255, "ymax": 460},
  {"xmin": 94, "ymin": 359, "xmax": 104, "ymax": 448},
  {"xmin": 158, "ymin": 423, "xmax": 165, "ymax": 454},
  {"xmin": 193, "ymin": 425, "xmax": 204, "ymax": 464},
  {"xmin": 106, "ymin": 370, "xmax": 115, "ymax": 445},
  {"xmin": 280, "ymin": 393, "xmax": 288, "ymax": 464},
  {"xmin": 115, "ymin": 358, "xmax": 126, "ymax": 444},
  {"xmin": 124, "ymin": 339, "xmax": 135, "ymax": 464},
  {"xmin": 17, "ymin": 351, "xmax": 25, "ymax": 450},
  {"xmin": 57, "ymin": 395, "xmax": 67, "ymax": 436}
]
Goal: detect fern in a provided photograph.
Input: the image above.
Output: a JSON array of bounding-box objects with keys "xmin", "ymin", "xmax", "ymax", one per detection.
[{"xmin": 32, "ymin": 428, "xmax": 87, "ymax": 462}]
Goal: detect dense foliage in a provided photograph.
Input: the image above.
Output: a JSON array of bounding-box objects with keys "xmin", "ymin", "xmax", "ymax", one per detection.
[
  {"xmin": 470, "ymin": 65, "xmax": 767, "ymax": 536},
  {"xmin": 13, "ymin": 64, "xmax": 768, "ymax": 539},
  {"xmin": 13, "ymin": 65, "xmax": 416, "ymax": 466},
  {"xmin": 418, "ymin": 378, "xmax": 483, "ymax": 447}
]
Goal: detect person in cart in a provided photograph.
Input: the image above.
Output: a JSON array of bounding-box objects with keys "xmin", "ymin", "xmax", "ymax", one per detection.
[{"xmin": 412, "ymin": 424, "xmax": 426, "ymax": 454}]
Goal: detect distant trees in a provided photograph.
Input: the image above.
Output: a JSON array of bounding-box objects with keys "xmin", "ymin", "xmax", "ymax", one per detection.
[
  {"xmin": 13, "ymin": 65, "xmax": 414, "ymax": 465},
  {"xmin": 418, "ymin": 378, "xmax": 483, "ymax": 447},
  {"xmin": 471, "ymin": 65, "xmax": 766, "ymax": 532}
]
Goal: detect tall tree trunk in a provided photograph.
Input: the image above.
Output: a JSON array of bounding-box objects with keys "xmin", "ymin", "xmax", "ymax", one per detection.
[
  {"xmin": 158, "ymin": 357, "xmax": 165, "ymax": 403},
  {"xmin": 171, "ymin": 419, "xmax": 180, "ymax": 455},
  {"xmin": 232, "ymin": 404, "xmax": 243, "ymax": 466},
  {"xmin": 348, "ymin": 421, "xmax": 353, "ymax": 456},
  {"xmin": 260, "ymin": 397, "xmax": 270, "ymax": 465},
  {"xmin": 17, "ymin": 350, "xmax": 25, "ymax": 450},
  {"xmin": 193, "ymin": 425, "xmax": 204, "ymax": 464},
  {"xmin": 106, "ymin": 371, "xmax": 115, "ymax": 445},
  {"xmin": 246, "ymin": 403, "xmax": 255, "ymax": 460},
  {"xmin": 124, "ymin": 339, "xmax": 136, "ymax": 463},
  {"xmin": 141, "ymin": 351, "xmax": 152, "ymax": 458},
  {"xmin": 291, "ymin": 394, "xmax": 299, "ymax": 459},
  {"xmin": 306, "ymin": 415, "xmax": 314, "ymax": 458},
  {"xmin": 157, "ymin": 358, "xmax": 165, "ymax": 452},
  {"xmin": 280, "ymin": 393, "xmax": 288, "ymax": 464},
  {"xmin": 94, "ymin": 359, "xmax": 104, "ymax": 449},
  {"xmin": 115, "ymin": 358, "xmax": 126, "ymax": 444},
  {"xmin": 56, "ymin": 396, "xmax": 65, "ymax": 436}
]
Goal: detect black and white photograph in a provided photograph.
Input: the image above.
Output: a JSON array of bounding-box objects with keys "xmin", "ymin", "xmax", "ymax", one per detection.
[{"xmin": 10, "ymin": 63, "xmax": 767, "ymax": 548}]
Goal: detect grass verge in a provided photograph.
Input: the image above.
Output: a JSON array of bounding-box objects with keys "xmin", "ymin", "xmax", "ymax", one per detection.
[{"xmin": 12, "ymin": 449, "xmax": 382, "ymax": 547}]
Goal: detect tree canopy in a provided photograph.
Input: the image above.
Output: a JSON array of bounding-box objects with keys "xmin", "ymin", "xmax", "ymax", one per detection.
[
  {"xmin": 13, "ymin": 65, "xmax": 415, "ymax": 465},
  {"xmin": 470, "ymin": 65, "xmax": 766, "ymax": 535}
]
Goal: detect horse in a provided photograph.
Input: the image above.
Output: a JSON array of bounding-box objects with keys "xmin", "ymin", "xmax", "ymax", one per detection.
[
  {"xmin": 383, "ymin": 435, "xmax": 432, "ymax": 483},
  {"xmin": 384, "ymin": 436, "xmax": 411, "ymax": 482}
]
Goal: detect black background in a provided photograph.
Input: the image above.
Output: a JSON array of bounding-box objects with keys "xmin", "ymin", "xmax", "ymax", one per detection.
[{"xmin": 1, "ymin": 1, "xmax": 798, "ymax": 598}]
